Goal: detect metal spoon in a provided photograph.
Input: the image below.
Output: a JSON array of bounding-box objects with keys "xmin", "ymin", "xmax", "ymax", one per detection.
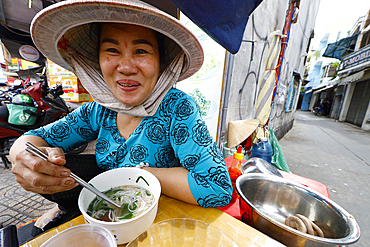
[{"xmin": 25, "ymin": 142, "xmax": 123, "ymax": 208}]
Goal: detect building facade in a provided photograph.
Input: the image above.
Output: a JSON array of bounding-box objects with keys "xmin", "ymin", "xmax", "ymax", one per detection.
[
  {"xmin": 301, "ymin": 9, "xmax": 370, "ymax": 131},
  {"xmin": 335, "ymin": 10, "xmax": 370, "ymax": 130}
]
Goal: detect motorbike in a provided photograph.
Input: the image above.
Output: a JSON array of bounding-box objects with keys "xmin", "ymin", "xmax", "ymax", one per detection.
[
  {"xmin": 0, "ymin": 67, "xmax": 86, "ymax": 168},
  {"xmin": 0, "ymin": 79, "xmax": 28, "ymax": 105},
  {"xmin": 313, "ymin": 105, "xmax": 324, "ymax": 117}
]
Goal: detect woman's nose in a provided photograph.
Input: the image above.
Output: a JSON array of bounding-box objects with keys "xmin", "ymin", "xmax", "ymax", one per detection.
[{"xmin": 117, "ymin": 55, "xmax": 138, "ymax": 74}]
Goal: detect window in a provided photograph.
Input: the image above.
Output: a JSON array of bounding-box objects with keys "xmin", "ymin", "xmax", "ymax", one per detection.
[
  {"xmin": 360, "ymin": 30, "xmax": 370, "ymax": 49},
  {"xmin": 285, "ymin": 75, "xmax": 300, "ymax": 112},
  {"xmin": 364, "ymin": 10, "xmax": 370, "ymax": 30},
  {"xmin": 328, "ymin": 65, "xmax": 336, "ymax": 77}
]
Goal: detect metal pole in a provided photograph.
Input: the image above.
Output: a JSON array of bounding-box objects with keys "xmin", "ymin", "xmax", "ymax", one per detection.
[{"xmin": 217, "ymin": 52, "xmax": 234, "ymax": 147}]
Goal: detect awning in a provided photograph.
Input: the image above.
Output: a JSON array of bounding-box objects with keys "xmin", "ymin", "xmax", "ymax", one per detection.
[
  {"xmin": 322, "ymin": 34, "xmax": 358, "ymax": 60},
  {"xmin": 313, "ymin": 85, "xmax": 334, "ymax": 94},
  {"xmin": 0, "ymin": 0, "xmax": 177, "ymax": 33},
  {"xmin": 1, "ymin": 39, "xmax": 45, "ymax": 65},
  {"xmin": 172, "ymin": 0, "xmax": 264, "ymax": 54},
  {"xmin": 338, "ymin": 70, "xmax": 365, "ymax": 85},
  {"xmin": 313, "ymin": 77, "xmax": 339, "ymax": 91}
]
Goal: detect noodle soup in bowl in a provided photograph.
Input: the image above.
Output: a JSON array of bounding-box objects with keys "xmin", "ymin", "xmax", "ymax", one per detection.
[{"xmin": 78, "ymin": 168, "xmax": 161, "ymax": 245}]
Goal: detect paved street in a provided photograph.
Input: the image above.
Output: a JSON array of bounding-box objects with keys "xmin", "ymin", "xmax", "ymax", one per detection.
[
  {"xmin": 0, "ymin": 141, "xmax": 97, "ymax": 230},
  {"xmin": 0, "ymin": 165, "xmax": 55, "ymax": 228},
  {"xmin": 279, "ymin": 110, "xmax": 370, "ymax": 247}
]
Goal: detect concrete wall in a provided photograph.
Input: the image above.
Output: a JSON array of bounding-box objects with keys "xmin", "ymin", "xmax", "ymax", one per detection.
[
  {"xmin": 271, "ymin": 0, "xmax": 321, "ymax": 139},
  {"xmin": 223, "ymin": 0, "xmax": 321, "ymax": 141},
  {"xmin": 224, "ymin": 0, "xmax": 287, "ymax": 126}
]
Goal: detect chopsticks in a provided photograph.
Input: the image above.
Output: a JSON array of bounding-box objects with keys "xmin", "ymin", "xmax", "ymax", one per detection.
[{"xmin": 25, "ymin": 142, "xmax": 123, "ymax": 208}]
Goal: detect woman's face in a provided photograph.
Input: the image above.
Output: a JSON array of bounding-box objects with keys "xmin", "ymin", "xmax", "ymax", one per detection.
[{"xmin": 99, "ymin": 23, "xmax": 160, "ymax": 106}]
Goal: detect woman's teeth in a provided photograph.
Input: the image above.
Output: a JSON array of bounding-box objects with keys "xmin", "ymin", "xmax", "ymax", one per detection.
[{"xmin": 119, "ymin": 83, "xmax": 135, "ymax": 87}]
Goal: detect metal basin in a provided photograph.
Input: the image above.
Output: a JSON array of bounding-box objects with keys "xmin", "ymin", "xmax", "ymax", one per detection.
[
  {"xmin": 241, "ymin": 157, "xmax": 283, "ymax": 177},
  {"xmin": 236, "ymin": 173, "xmax": 360, "ymax": 247}
]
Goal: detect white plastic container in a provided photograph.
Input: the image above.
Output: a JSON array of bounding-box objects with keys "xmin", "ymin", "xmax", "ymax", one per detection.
[
  {"xmin": 40, "ymin": 224, "xmax": 117, "ymax": 247},
  {"xmin": 78, "ymin": 168, "xmax": 161, "ymax": 245}
]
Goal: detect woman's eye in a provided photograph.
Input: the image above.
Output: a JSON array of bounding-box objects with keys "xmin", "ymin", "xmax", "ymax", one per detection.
[
  {"xmin": 106, "ymin": 48, "xmax": 119, "ymax": 53},
  {"xmin": 136, "ymin": 49, "xmax": 148, "ymax": 55}
]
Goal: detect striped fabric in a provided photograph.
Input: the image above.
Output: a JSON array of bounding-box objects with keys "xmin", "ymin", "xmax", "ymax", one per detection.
[{"xmin": 255, "ymin": 34, "xmax": 281, "ymax": 131}]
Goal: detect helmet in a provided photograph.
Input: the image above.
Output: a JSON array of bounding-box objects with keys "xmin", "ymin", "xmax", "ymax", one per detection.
[{"xmin": 12, "ymin": 94, "xmax": 35, "ymax": 107}]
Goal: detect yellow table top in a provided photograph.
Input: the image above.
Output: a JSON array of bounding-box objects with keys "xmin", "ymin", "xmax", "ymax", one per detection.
[{"xmin": 22, "ymin": 195, "xmax": 285, "ymax": 247}]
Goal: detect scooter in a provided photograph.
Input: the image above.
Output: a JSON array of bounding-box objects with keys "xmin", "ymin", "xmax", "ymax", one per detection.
[
  {"xmin": 0, "ymin": 67, "xmax": 86, "ymax": 168},
  {"xmin": 313, "ymin": 105, "xmax": 324, "ymax": 117},
  {"xmin": 0, "ymin": 79, "xmax": 27, "ymax": 105}
]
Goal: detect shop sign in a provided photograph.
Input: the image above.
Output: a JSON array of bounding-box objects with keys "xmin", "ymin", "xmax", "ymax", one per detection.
[
  {"xmin": 340, "ymin": 45, "xmax": 370, "ymax": 71},
  {"xmin": 19, "ymin": 45, "xmax": 40, "ymax": 62}
]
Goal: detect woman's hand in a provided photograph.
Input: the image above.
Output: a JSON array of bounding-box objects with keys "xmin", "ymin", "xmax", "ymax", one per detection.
[{"xmin": 10, "ymin": 135, "xmax": 78, "ymax": 194}]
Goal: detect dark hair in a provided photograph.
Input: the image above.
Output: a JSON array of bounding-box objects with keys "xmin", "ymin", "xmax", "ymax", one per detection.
[
  {"xmin": 153, "ymin": 30, "xmax": 165, "ymax": 71},
  {"xmin": 89, "ymin": 22, "xmax": 102, "ymax": 68}
]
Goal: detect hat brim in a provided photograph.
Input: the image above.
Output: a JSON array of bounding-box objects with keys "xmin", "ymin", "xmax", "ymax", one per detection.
[
  {"xmin": 227, "ymin": 119, "xmax": 259, "ymax": 149},
  {"xmin": 31, "ymin": 0, "xmax": 204, "ymax": 81}
]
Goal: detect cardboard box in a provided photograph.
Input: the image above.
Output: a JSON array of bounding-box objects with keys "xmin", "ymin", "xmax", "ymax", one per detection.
[
  {"xmin": 47, "ymin": 59, "xmax": 74, "ymax": 76},
  {"xmin": 47, "ymin": 59, "xmax": 90, "ymax": 103},
  {"xmin": 48, "ymin": 75, "xmax": 90, "ymax": 103},
  {"xmin": 61, "ymin": 91, "xmax": 90, "ymax": 102}
]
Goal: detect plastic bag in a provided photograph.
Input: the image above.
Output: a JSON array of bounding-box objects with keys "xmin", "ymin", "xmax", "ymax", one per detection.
[
  {"xmin": 269, "ymin": 128, "xmax": 290, "ymax": 172},
  {"xmin": 6, "ymin": 104, "xmax": 37, "ymax": 126}
]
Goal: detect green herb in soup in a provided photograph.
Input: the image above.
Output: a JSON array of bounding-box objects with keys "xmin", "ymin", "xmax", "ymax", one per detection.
[{"xmin": 87, "ymin": 185, "xmax": 155, "ymax": 222}]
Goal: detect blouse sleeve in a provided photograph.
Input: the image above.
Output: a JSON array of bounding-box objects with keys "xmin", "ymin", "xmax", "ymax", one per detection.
[
  {"xmin": 23, "ymin": 102, "xmax": 100, "ymax": 152},
  {"xmin": 169, "ymin": 92, "xmax": 232, "ymax": 208}
]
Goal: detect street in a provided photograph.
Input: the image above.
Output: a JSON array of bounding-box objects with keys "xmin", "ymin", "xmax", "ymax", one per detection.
[
  {"xmin": 0, "ymin": 167, "xmax": 55, "ymax": 228},
  {"xmin": 279, "ymin": 110, "xmax": 370, "ymax": 247}
]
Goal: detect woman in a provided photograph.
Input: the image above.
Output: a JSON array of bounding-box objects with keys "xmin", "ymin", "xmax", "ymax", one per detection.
[{"xmin": 10, "ymin": 0, "xmax": 232, "ymax": 235}]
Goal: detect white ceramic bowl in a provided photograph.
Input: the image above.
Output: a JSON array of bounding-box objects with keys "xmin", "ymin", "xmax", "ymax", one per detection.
[
  {"xmin": 40, "ymin": 224, "xmax": 117, "ymax": 247},
  {"xmin": 78, "ymin": 168, "xmax": 161, "ymax": 245}
]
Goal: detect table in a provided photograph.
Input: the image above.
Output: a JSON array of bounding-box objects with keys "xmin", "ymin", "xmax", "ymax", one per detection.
[{"xmin": 22, "ymin": 195, "xmax": 285, "ymax": 247}]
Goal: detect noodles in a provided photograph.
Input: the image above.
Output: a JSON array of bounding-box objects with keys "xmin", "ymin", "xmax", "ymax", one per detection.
[{"xmin": 87, "ymin": 185, "xmax": 155, "ymax": 222}]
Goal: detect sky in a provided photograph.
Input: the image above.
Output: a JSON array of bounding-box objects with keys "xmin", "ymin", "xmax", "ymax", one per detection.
[{"xmin": 311, "ymin": 0, "xmax": 370, "ymax": 50}]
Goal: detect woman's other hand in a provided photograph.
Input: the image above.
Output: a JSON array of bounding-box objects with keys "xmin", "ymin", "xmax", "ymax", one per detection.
[{"xmin": 9, "ymin": 135, "xmax": 78, "ymax": 194}]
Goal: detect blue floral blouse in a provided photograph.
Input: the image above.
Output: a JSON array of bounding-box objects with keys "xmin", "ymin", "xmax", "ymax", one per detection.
[{"xmin": 25, "ymin": 88, "xmax": 232, "ymax": 207}]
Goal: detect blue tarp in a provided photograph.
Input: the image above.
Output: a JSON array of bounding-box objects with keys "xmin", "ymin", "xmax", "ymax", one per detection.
[
  {"xmin": 171, "ymin": 0, "xmax": 263, "ymax": 54},
  {"xmin": 322, "ymin": 34, "xmax": 358, "ymax": 60}
]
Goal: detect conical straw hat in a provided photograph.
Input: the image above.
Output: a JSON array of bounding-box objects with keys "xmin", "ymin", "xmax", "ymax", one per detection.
[
  {"xmin": 227, "ymin": 119, "xmax": 259, "ymax": 148},
  {"xmin": 30, "ymin": 0, "xmax": 203, "ymax": 82}
]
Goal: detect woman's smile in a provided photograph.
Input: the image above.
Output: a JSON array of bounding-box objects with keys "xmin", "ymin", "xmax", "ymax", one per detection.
[
  {"xmin": 117, "ymin": 79, "xmax": 140, "ymax": 91},
  {"xmin": 99, "ymin": 23, "xmax": 160, "ymax": 106}
]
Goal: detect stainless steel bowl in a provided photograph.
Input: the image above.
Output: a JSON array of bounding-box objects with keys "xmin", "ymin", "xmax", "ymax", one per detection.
[
  {"xmin": 236, "ymin": 173, "xmax": 360, "ymax": 247},
  {"xmin": 241, "ymin": 157, "xmax": 283, "ymax": 177}
]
